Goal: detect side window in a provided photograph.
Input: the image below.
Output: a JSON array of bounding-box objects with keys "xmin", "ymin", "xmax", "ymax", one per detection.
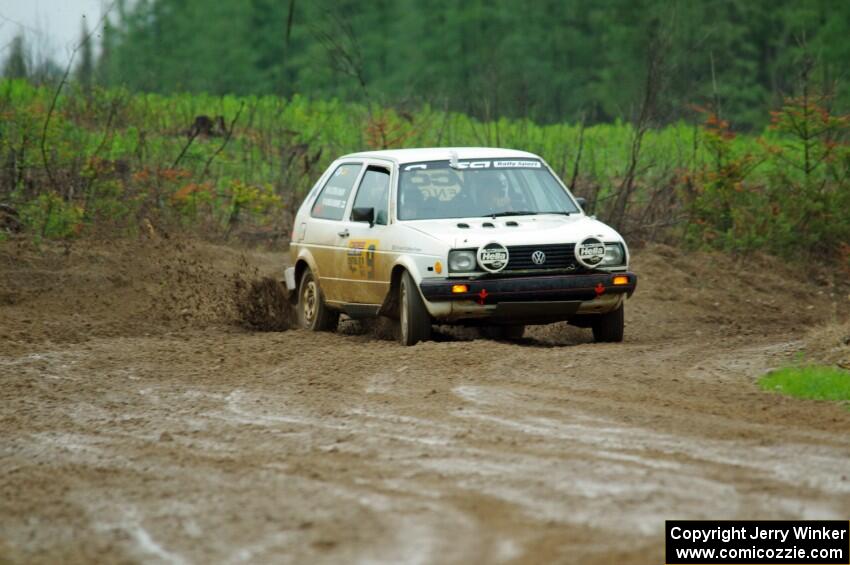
[
  {"xmin": 311, "ymin": 163, "xmax": 362, "ymax": 220},
  {"xmin": 351, "ymin": 166, "xmax": 390, "ymax": 225}
]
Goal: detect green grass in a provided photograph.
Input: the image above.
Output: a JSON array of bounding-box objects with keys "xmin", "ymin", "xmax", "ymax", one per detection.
[{"xmin": 759, "ymin": 365, "xmax": 850, "ymax": 405}]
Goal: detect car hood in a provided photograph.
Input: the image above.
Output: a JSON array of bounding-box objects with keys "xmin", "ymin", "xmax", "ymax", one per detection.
[{"xmin": 401, "ymin": 214, "xmax": 624, "ymax": 248}]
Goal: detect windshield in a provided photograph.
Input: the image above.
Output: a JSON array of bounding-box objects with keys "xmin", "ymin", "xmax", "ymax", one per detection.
[{"xmin": 397, "ymin": 159, "xmax": 579, "ymax": 220}]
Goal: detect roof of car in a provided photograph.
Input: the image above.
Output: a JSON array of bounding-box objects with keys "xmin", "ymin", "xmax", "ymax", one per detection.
[{"xmin": 341, "ymin": 147, "xmax": 540, "ymax": 165}]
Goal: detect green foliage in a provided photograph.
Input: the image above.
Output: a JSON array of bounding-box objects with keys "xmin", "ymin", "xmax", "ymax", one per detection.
[
  {"xmin": 761, "ymin": 90, "xmax": 850, "ymax": 255},
  {"xmin": 684, "ymin": 90, "xmax": 850, "ymax": 257},
  {"xmin": 759, "ymin": 365, "xmax": 850, "ymax": 405},
  {"xmin": 683, "ymin": 111, "xmax": 767, "ymax": 250},
  {"xmin": 224, "ymin": 180, "xmax": 283, "ymax": 232},
  {"xmin": 0, "ymin": 78, "xmax": 846, "ymax": 262},
  {"xmin": 98, "ymin": 0, "xmax": 850, "ymax": 129},
  {"xmin": 19, "ymin": 193, "xmax": 84, "ymax": 238}
]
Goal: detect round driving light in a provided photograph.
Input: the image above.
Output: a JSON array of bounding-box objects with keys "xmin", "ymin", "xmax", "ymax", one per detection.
[
  {"xmin": 477, "ymin": 242, "xmax": 509, "ymax": 273},
  {"xmin": 575, "ymin": 237, "xmax": 606, "ymax": 268}
]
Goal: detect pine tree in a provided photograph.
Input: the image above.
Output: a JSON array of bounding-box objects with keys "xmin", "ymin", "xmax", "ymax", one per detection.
[
  {"xmin": 2, "ymin": 35, "xmax": 29, "ymax": 79},
  {"xmin": 76, "ymin": 17, "xmax": 95, "ymax": 92},
  {"xmin": 97, "ymin": 18, "xmax": 114, "ymax": 86},
  {"xmin": 97, "ymin": 0, "xmax": 850, "ymax": 126}
]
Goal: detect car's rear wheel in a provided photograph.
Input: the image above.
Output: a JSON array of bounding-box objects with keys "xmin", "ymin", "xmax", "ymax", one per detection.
[
  {"xmin": 399, "ymin": 271, "xmax": 431, "ymax": 346},
  {"xmin": 591, "ymin": 305, "xmax": 624, "ymax": 343},
  {"xmin": 297, "ymin": 268, "xmax": 339, "ymax": 331},
  {"xmin": 481, "ymin": 324, "xmax": 525, "ymax": 340}
]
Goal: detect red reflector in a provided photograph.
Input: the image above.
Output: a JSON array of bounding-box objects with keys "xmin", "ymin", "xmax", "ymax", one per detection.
[
  {"xmin": 612, "ymin": 275, "xmax": 629, "ymax": 285},
  {"xmin": 594, "ymin": 282, "xmax": 605, "ymax": 296}
]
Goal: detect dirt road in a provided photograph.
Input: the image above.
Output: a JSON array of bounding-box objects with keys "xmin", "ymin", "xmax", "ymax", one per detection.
[{"xmin": 1, "ymin": 239, "xmax": 849, "ymax": 564}]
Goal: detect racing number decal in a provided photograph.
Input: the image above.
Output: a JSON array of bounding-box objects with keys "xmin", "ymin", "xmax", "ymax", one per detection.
[{"xmin": 347, "ymin": 239, "xmax": 379, "ymax": 279}]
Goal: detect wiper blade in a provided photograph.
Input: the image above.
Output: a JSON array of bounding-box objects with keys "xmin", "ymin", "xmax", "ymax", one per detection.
[{"xmin": 485, "ymin": 211, "xmax": 538, "ymax": 217}]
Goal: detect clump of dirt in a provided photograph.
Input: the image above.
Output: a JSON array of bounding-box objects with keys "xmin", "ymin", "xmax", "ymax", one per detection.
[
  {"xmin": 233, "ymin": 275, "xmax": 292, "ymax": 331},
  {"xmin": 150, "ymin": 240, "xmax": 240, "ymax": 324},
  {"xmin": 337, "ymin": 316, "xmax": 397, "ymax": 340}
]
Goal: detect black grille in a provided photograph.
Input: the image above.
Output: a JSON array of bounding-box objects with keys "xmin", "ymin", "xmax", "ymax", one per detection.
[{"xmin": 505, "ymin": 243, "xmax": 580, "ymax": 272}]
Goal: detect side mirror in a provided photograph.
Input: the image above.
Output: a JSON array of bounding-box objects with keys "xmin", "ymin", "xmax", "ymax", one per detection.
[
  {"xmin": 575, "ymin": 197, "xmax": 587, "ymax": 209},
  {"xmin": 351, "ymin": 206, "xmax": 375, "ymax": 227}
]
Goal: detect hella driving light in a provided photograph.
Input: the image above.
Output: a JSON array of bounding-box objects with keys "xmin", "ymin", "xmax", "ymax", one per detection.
[
  {"xmin": 600, "ymin": 243, "xmax": 625, "ymax": 266},
  {"xmin": 448, "ymin": 250, "xmax": 476, "ymax": 272}
]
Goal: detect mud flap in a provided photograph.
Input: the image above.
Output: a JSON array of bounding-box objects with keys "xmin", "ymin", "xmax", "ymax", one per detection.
[{"xmin": 283, "ymin": 267, "xmax": 297, "ymax": 302}]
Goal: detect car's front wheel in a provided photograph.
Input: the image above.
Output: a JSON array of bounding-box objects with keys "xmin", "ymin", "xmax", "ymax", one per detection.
[
  {"xmin": 297, "ymin": 268, "xmax": 339, "ymax": 331},
  {"xmin": 591, "ymin": 305, "xmax": 624, "ymax": 343},
  {"xmin": 398, "ymin": 271, "xmax": 431, "ymax": 346}
]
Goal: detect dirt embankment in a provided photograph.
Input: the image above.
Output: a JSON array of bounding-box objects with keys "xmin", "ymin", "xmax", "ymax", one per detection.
[
  {"xmin": 0, "ymin": 237, "xmax": 288, "ymax": 354},
  {"xmin": 1, "ymin": 237, "xmax": 847, "ymax": 351},
  {"xmin": 1, "ymin": 237, "xmax": 848, "ymax": 564}
]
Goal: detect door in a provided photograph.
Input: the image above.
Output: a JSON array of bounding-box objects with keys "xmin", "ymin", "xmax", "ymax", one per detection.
[
  {"xmin": 334, "ymin": 164, "xmax": 393, "ymax": 305},
  {"xmin": 304, "ymin": 161, "xmax": 364, "ymax": 302}
]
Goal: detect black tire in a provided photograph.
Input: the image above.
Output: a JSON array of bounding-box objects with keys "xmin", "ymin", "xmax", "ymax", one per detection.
[
  {"xmin": 398, "ymin": 271, "xmax": 431, "ymax": 346},
  {"xmin": 297, "ymin": 268, "xmax": 339, "ymax": 331},
  {"xmin": 481, "ymin": 324, "xmax": 525, "ymax": 340},
  {"xmin": 592, "ymin": 305, "xmax": 624, "ymax": 343}
]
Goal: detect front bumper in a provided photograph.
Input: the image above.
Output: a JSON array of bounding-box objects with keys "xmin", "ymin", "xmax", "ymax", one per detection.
[
  {"xmin": 418, "ymin": 272, "xmax": 637, "ymax": 324},
  {"xmin": 420, "ymin": 272, "xmax": 637, "ymax": 304}
]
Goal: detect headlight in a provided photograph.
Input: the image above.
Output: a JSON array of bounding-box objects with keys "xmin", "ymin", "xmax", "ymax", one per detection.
[
  {"xmin": 600, "ymin": 243, "xmax": 625, "ymax": 266},
  {"xmin": 448, "ymin": 250, "xmax": 476, "ymax": 272}
]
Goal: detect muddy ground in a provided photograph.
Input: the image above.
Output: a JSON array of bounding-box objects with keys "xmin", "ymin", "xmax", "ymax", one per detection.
[{"xmin": 1, "ymin": 237, "xmax": 849, "ymax": 564}]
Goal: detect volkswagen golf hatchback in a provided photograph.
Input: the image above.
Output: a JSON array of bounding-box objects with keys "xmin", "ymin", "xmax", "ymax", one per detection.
[{"xmin": 284, "ymin": 148, "xmax": 637, "ymax": 345}]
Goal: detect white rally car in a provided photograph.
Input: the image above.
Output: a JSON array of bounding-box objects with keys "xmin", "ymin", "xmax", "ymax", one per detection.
[{"xmin": 284, "ymin": 148, "xmax": 637, "ymax": 345}]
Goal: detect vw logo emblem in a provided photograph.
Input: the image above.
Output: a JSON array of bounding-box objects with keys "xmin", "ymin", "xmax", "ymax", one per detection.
[{"xmin": 531, "ymin": 250, "xmax": 546, "ymax": 265}]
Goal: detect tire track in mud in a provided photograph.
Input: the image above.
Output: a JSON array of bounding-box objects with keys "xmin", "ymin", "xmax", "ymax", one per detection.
[
  {"xmin": 0, "ymin": 344, "xmax": 484, "ymax": 563},
  {"xmin": 2, "ymin": 332, "xmax": 850, "ymax": 564}
]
